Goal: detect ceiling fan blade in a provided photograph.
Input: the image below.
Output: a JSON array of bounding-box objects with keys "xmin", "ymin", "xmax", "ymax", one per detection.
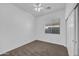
[{"xmin": 33, "ymin": 3, "xmax": 42, "ymax": 7}]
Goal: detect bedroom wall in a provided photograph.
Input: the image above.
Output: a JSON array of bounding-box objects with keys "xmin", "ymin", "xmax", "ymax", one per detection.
[
  {"xmin": 35, "ymin": 10, "xmax": 66, "ymax": 46},
  {"xmin": 0, "ymin": 4, "xmax": 35, "ymax": 54},
  {"xmin": 0, "ymin": 3, "xmax": 66, "ymax": 54}
]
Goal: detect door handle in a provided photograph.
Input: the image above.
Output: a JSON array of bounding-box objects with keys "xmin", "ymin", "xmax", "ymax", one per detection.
[{"xmin": 72, "ymin": 40, "xmax": 77, "ymax": 43}]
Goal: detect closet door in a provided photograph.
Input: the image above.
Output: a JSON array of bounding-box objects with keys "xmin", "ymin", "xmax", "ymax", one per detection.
[{"xmin": 66, "ymin": 10, "xmax": 75, "ymax": 56}]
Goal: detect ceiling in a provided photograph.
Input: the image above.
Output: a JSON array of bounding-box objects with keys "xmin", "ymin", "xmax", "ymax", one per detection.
[{"xmin": 12, "ymin": 3, "xmax": 65, "ymax": 17}]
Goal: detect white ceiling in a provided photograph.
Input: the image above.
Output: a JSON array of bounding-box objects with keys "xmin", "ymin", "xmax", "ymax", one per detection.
[{"xmin": 12, "ymin": 3, "xmax": 65, "ymax": 17}]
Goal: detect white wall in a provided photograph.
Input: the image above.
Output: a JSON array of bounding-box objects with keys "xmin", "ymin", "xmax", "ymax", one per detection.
[
  {"xmin": 35, "ymin": 10, "xmax": 66, "ymax": 46},
  {"xmin": 65, "ymin": 3, "xmax": 77, "ymax": 19},
  {"xmin": 0, "ymin": 4, "xmax": 35, "ymax": 54}
]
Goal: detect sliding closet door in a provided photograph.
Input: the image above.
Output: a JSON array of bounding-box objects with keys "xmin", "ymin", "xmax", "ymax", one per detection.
[
  {"xmin": 66, "ymin": 4, "xmax": 79, "ymax": 56},
  {"xmin": 66, "ymin": 10, "xmax": 75, "ymax": 56}
]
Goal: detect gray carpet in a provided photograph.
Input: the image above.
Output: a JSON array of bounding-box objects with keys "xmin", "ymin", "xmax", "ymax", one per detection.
[{"xmin": 0, "ymin": 40, "xmax": 69, "ymax": 56}]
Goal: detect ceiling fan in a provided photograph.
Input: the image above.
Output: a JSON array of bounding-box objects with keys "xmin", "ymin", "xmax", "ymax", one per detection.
[{"xmin": 33, "ymin": 3, "xmax": 51, "ymax": 12}]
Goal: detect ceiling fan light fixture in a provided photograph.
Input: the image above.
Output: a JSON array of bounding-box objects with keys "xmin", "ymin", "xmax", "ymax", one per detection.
[
  {"xmin": 33, "ymin": 3, "xmax": 42, "ymax": 7},
  {"xmin": 33, "ymin": 3, "xmax": 44, "ymax": 12},
  {"xmin": 34, "ymin": 7, "xmax": 44, "ymax": 12}
]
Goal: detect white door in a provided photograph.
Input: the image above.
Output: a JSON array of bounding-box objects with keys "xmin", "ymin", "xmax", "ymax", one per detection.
[{"xmin": 66, "ymin": 10, "xmax": 75, "ymax": 56}]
